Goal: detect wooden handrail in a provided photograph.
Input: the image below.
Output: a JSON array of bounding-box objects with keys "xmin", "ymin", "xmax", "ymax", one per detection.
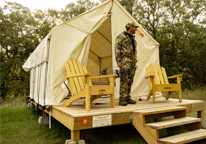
[
  {"xmin": 90, "ymin": 74, "xmax": 117, "ymax": 79},
  {"xmin": 167, "ymin": 74, "xmax": 183, "ymax": 79},
  {"xmin": 66, "ymin": 73, "xmax": 91, "ymax": 78},
  {"xmin": 145, "ymin": 75, "xmax": 155, "ymax": 79}
]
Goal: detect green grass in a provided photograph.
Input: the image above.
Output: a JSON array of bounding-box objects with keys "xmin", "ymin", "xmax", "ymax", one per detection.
[
  {"xmin": 0, "ymin": 87, "xmax": 206, "ymax": 144},
  {"xmin": 162, "ymin": 86, "xmax": 206, "ymax": 118},
  {"xmin": 0, "ymin": 105, "xmax": 147, "ymax": 144},
  {"xmin": 0, "ymin": 105, "xmax": 67, "ymax": 144},
  {"xmin": 162, "ymin": 86, "xmax": 206, "ymax": 101}
]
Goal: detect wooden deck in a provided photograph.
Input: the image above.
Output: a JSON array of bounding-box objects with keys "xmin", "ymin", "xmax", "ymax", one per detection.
[
  {"xmin": 50, "ymin": 97, "xmax": 205, "ymax": 130},
  {"xmin": 41, "ymin": 97, "xmax": 205, "ymax": 143}
]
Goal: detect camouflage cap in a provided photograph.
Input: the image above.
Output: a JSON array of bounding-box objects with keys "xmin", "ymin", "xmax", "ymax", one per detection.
[{"xmin": 125, "ymin": 22, "xmax": 139, "ymax": 29}]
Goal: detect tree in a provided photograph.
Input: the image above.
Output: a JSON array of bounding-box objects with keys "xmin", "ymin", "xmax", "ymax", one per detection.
[
  {"xmin": 133, "ymin": 0, "xmax": 206, "ymax": 88},
  {"xmin": 33, "ymin": 9, "xmax": 60, "ymax": 41},
  {"xmin": 0, "ymin": 2, "xmax": 39, "ymax": 98},
  {"xmin": 0, "ymin": 0, "xmax": 99, "ymax": 98},
  {"xmin": 1, "ymin": 0, "xmax": 205, "ymax": 99},
  {"xmin": 60, "ymin": 0, "xmax": 98, "ymax": 22},
  {"xmin": 117, "ymin": 0, "xmax": 138, "ymax": 17}
]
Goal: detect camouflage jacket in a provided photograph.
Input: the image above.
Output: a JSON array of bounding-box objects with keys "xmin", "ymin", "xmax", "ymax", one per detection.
[{"xmin": 115, "ymin": 31, "xmax": 137, "ymax": 65}]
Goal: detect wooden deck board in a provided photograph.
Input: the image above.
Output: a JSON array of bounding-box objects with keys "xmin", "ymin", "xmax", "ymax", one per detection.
[
  {"xmin": 53, "ymin": 97, "xmax": 205, "ymax": 118},
  {"xmin": 133, "ymin": 106, "xmax": 187, "ymax": 115},
  {"xmin": 38, "ymin": 97, "xmax": 205, "ymax": 143},
  {"xmin": 145, "ymin": 117, "xmax": 202, "ymax": 129},
  {"xmin": 158, "ymin": 129, "xmax": 206, "ymax": 143}
]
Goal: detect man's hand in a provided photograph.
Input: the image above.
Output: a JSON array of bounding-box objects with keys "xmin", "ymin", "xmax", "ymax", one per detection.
[{"xmin": 117, "ymin": 62, "xmax": 121, "ymax": 67}]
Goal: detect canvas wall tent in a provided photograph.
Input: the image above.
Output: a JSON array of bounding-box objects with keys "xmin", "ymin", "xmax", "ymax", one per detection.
[{"xmin": 23, "ymin": 0, "xmax": 160, "ymax": 106}]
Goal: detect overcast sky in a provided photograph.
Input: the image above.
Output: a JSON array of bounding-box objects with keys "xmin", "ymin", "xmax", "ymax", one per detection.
[{"xmin": 0, "ymin": 0, "xmax": 100, "ymax": 11}]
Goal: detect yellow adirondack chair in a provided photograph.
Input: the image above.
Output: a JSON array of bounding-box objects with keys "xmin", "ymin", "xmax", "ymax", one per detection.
[
  {"xmin": 145, "ymin": 63, "xmax": 183, "ymax": 103},
  {"xmin": 63, "ymin": 59, "xmax": 117, "ymax": 111}
]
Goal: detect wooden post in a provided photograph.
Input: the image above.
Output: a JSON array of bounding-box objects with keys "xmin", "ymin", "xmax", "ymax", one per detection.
[
  {"xmin": 151, "ymin": 77, "xmax": 156, "ymax": 103},
  {"xmin": 197, "ymin": 111, "xmax": 204, "ymax": 120},
  {"xmin": 42, "ymin": 111, "xmax": 47, "ymax": 118},
  {"xmin": 110, "ymin": 77, "xmax": 115, "ymax": 108},
  {"xmin": 177, "ymin": 77, "xmax": 182, "ymax": 103},
  {"xmin": 133, "ymin": 114, "xmax": 159, "ymax": 144},
  {"xmin": 71, "ymin": 130, "xmax": 80, "ymax": 142},
  {"xmin": 84, "ymin": 76, "xmax": 90, "ymax": 111}
]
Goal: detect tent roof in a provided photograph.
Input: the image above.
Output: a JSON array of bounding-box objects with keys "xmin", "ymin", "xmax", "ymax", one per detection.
[
  {"xmin": 23, "ymin": 0, "xmax": 160, "ymax": 106},
  {"xmin": 23, "ymin": 0, "xmax": 159, "ymax": 71}
]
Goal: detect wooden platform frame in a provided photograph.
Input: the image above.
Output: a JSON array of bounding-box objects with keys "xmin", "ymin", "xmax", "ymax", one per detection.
[{"xmin": 35, "ymin": 98, "xmax": 205, "ymax": 143}]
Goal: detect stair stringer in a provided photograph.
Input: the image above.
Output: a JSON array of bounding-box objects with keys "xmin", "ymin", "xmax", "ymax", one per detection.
[{"xmin": 133, "ymin": 114, "xmax": 160, "ymax": 144}]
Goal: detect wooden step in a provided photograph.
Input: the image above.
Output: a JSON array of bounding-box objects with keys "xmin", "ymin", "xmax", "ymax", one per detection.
[
  {"xmin": 133, "ymin": 106, "xmax": 187, "ymax": 115},
  {"xmin": 145, "ymin": 117, "xmax": 201, "ymax": 129},
  {"xmin": 158, "ymin": 129, "xmax": 206, "ymax": 144}
]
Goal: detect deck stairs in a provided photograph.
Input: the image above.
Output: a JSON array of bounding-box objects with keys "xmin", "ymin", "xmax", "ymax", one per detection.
[{"xmin": 132, "ymin": 106, "xmax": 206, "ymax": 144}]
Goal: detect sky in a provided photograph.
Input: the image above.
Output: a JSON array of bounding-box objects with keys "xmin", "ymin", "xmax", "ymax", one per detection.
[{"xmin": 0, "ymin": 0, "xmax": 100, "ymax": 11}]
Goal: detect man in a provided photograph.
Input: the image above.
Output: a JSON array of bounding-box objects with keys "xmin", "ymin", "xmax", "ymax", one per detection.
[{"xmin": 115, "ymin": 22, "xmax": 138, "ymax": 106}]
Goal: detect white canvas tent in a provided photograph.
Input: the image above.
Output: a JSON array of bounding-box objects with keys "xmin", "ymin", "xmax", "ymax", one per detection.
[{"xmin": 23, "ymin": 0, "xmax": 160, "ymax": 106}]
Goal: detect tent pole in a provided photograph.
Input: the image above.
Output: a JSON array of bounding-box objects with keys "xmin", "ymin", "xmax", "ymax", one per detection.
[
  {"xmin": 110, "ymin": 14, "xmax": 114, "ymax": 74},
  {"xmin": 99, "ymin": 58, "xmax": 101, "ymax": 81}
]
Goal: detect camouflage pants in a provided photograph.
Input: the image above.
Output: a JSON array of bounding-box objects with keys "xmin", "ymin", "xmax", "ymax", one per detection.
[{"xmin": 119, "ymin": 60, "xmax": 136, "ymax": 101}]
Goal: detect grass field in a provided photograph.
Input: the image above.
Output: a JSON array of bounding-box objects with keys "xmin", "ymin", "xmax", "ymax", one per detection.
[{"xmin": 0, "ymin": 87, "xmax": 206, "ymax": 144}]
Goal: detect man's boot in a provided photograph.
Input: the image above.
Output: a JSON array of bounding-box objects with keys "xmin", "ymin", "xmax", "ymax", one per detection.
[
  {"xmin": 119, "ymin": 98, "xmax": 127, "ymax": 106},
  {"xmin": 126, "ymin": 95, "xmax": 136, "ymax": 104}
]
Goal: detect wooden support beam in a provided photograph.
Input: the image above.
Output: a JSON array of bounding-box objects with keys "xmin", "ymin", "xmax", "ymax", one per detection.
[
  {"xmin": 73, "ymin": 112, "xmax": 132, "ymax": 130},
  {"xmin": 133, "ymin": 114, "xmax": 159, "ymax": 144},
  {"xmin": 197, "ymin": 111, "xmax": 204, "ymax": 120},
  {"xmin": 42, "ymin": 111, "xmax": 47, "ymax": 118},
  {"xmin": 184, "ymin": 122, "xmax": 201, "ymax": 131},
  {"xmin": 71, "ymin": 130, "xmax": 80, "ymax": 142}
]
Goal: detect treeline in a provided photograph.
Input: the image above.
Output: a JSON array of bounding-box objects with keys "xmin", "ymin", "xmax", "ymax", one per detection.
[{"xmin": 0, "ymin": 0, "xmax": 205, "ymax": 98}]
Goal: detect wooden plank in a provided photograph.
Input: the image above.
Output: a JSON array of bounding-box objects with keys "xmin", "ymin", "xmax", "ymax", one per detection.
[
  {"xmin": 145, "ymin": 111, "xmax": 176, "ymax": 121},
  {"xmin": 152, "ymin": 63, "xmax": 160, "ymax": 84},
  {"xmin": 149, "ymin": 64, "xmax": 156, "ymax": 84},
  {"xmin": 145, "ymin": 117, "xmax": 201, "ymax": 129},
  {"xmin": 80, "ymin": 60, "xmax": 89, "ymax": 74},
  {"xmin": 66, "ymin": 73, "xmax": 90, "ymax": 78},
  {"xmin": 73, "ymin": 112, "xmax": 132, "ymax": 130},
  {"xmin": 158, "ymin": 129, "xmax": 206, "ymax": 144},
  {"xmin": 71, "ymin": 130, "xmax": 80, "ymax": 142},
  {"xmin": 146, "ymin": 89, "xmax": 153, "ymax": 100},
  {"xmin": 146, "ymin": 67, "xmax": 152, "ymax": 90},
  {"xmin": 85, "ymin": 76, "xmax": 90, "ymax": 111},
  {"xmin": 76, "ymin": 60, "xmax": 85, "ymax": 73},
  {"xmin": 109, "ymin": 76, "xmax": 115, "ymax": 108},
  {"xmin": 71, "ymin": 59, "xmax": 85, "ymax": 90},
  {"xmin": 198, "ymin": 111, "xmax": 204, "ymax": 120},
  {"xmin": 90, "ymin": 85, "xmax": 113, "ymax": 95},
  {"xmin": 173, "ymin": 110, "xmax": 187, "ymax": 118},
  {"xmin": 63, "ymin": 89, "xmax": 85, "ymax": 107},
  {"xmin": 157, "ymin": 64, "xmax": 165, "ymax": 84},
  {"xmin": 50, "ymin": 106, "xmax": 74, "ymax": 130},
  {"xmin": 167, "ymin": 74, "xmax": 183, "ymax": 79},
  {"xmin": 133, "ymin": 106, "xmax": 187, "ymax": 115},
  {"xmin": 133, "ymin": 114, "xmax": 159, "ymax": 144},
  {"xmin": 42, "ymin": 111, "xmax": 47, "ymax": 118},
  {"xmin": 189, "ymin": 101, "xmax": 205, "ymax": 112},
  {"xmin": 161, "ymin": 67, "xmax": 169, "ymax": 84},
  {"xmin": 33, "ymin": 97, "xmax": 205, "ymax": 143},
  {"xmin": 55, "ymin": 98, "xmax": 204, "ymax": 118},
  {"xmin": 68, "ymin": 59, "xmax": 81, "ymax": 93},
  {"xmin": 155, "ymin": 84, "xmax": 179, "ymax": 92},
  {"xmin": 177, "ymin": 76, "xmax": 182, "ymax": 102},
  {"xmin": 77, "ymin": 60, "xmax": 92, "ymax": 86},
  {"xmin": 65, "ymin": 62, "xmax": 77, "ymax": 95},
  {"xmin": 184, "ymin": 121, "xmax": 201, "ymax": 131},
  {"xmin": 90, "ymin": 75, "xmax": 117, "ymax": 79},
  {"xmin": 166, "ymin": 91, "xmax": 176, "ymax": 100}
]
